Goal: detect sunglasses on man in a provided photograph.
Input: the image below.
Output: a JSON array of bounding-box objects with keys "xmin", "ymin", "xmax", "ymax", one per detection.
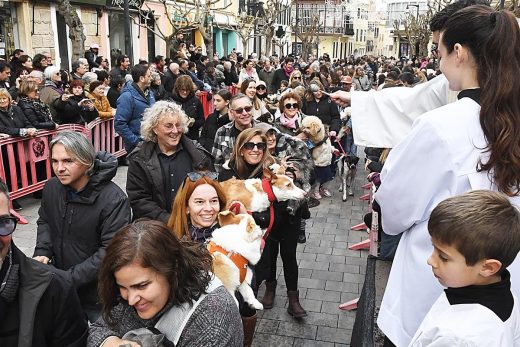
[
  {"xmin": 242, "ymin": 142, "xmax": 267, "ymax": 151},
  {"xmin": 256, "ymin": 85, "xmax": 266, "ymax": 90},
  {"xmin": 232, "ymin": 106, "xmax": 253, "ymax": 114},
  {"xmin": 0, "ymin": 216, "xmax": 18, "ymax": 237}
]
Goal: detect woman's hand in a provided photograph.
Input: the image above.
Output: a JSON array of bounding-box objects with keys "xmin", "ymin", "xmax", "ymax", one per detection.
[
  {"xmin": 61, "ymin": 94, "xmax": 71, "ymax": 102},
  {"xmin": 27, "ymin": 128, "xmax": 37, "ymax": 136},
  {"xmin": 33, "ymin": 256, "xmax": 50, "ymax": 264},
  {"xmin": 101, "ymin": 336, "xmax": 141, "ymax": 347}
]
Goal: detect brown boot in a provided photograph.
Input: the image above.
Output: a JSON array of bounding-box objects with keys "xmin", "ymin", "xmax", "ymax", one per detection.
[
  {"xmin": 262, "ymin": 280, "xmax": 277, "ymax": 309},
  {"xmin": 242, "ymin": 313, "xmax": 257, "ymax": 347},
  {"xmin": 287, "ymin": 290, "xmax": 307, "ymax": 318}
]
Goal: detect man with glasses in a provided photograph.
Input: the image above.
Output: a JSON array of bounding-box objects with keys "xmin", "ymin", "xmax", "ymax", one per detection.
[
  {"xmin": 212, "ymin": 93, "xmax": 258, "ymax": 172},
  {"xmin": 126, "ymin": 101, "xmax": 213, "ymax": 223},
  {"xmin": 0, "ymin": 180, "xmax": 88, "ymax": 346},
  {"xmin": 41, "ymin": 51, "xmax": 53, "ymax": 66}
]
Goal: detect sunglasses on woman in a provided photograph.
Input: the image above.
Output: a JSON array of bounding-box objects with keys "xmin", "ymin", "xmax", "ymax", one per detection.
[
  {"xmin": 293, "ymin": 76, "xmax": 302, "ymax": 80},
  {"xmin": 242, "ymin": 142, "xmax": 267, "ymax": 151},
  {"xmin": 0, "ymin": 216, "xmax": 18, "ymax": 236},
  {"xmin": 186, "ymin": 171, "xmax": 219, "ymax": 182},
  {"xmin": 285, "ymin": 103, "xmax": 299, "ymax": 109}
]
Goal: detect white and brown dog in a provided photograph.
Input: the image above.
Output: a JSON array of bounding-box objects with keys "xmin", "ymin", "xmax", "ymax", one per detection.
[
  {"xmin": 208, "ymin": 211, "xmax": 264, "ymax": 309},
  {"xmin": 219, "ymin": 167, "xmax": 306, "ymax": 212},
  {"xmin": 300, "ymin": 116, "xmax": 334, "ymax": 167}
]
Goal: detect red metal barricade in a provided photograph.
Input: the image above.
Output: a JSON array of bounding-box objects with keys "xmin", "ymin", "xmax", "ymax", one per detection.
[
  {"xmin": 1, "ymin": 118, "xmax": 125, "ymax": 205},
  {"xmin": 227, "ymin": 85, "xmax": 239, "ymax": 96},
  {"xmin": 0, "ymin": 124, "xmax": 88, "ymax": 201},
  {"xmin": 198, "ymin": 91, "xmax": 212, "ymax": 119},
  {"xmin": 86, "ymin": 118, "xmax": 127, "ymax": 158}
]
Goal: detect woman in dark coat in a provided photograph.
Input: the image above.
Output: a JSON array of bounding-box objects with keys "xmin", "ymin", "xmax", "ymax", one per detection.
[
  {"xmin": 218, "ymin": 128, "xmax": 307, "ymax": 346},
  {"xmin": 169, "ymin": 75, "xmax": 204, "ymax": 141},
  {"xmin": 199, "ymin": 89, "xmax": 231, "ymax": 152},
  {"xmin": 54, "ymin": 79, "xmax": 99, "ymax": 124},
  {"xmin": 0, "ymin": 88, "xmax": 36, "ymax": 137},
  {"xmin": 17, "ymin": 80, "xmax": 57, "ymax": 130}
]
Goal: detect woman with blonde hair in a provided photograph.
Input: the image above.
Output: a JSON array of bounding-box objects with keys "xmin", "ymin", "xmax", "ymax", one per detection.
[
  {"xmin": 219, "ymin": 127, "xmax": 275, "ymax": 181},
  {"xmin": 168, "ymin": 172, "xmax": 227, "ymax": 242}
]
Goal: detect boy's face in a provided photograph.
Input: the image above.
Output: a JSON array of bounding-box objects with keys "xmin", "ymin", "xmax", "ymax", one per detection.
[{"xmin": 427, "ymin": 239, "xmax": 484, "ymax": 288}]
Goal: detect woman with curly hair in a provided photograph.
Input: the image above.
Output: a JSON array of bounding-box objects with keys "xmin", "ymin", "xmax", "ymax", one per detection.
[{"xmin": 88, "ymin": 219, "xmax": 242, "ymax": 347}]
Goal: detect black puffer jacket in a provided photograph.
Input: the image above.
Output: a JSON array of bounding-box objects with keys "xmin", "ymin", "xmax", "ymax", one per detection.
[
  {"xmin": 301, "ymin": 95, "xmax": 341, "ymax": 133},
  {"xmin": 0, "ymin": 105, "xmax": 32, "ymax": 136},
  {"xmin": 126, "ymin": 137, "xmax": 213, "ymax": 224},
  {"xmin": 18, "ymin": 97, "xmax": 56, "ymax": 130},
  {"xmin": 169, "ymin": 92, "xmax": 205, "ymax": 140},
  {"xmin": 33, "ymin": 151, "xmax": 131, "ymax": 311},
  {"xmin": 199, "ymin": 110, "xmax": 231, "ymax": 152},
  {"xmin": 54, "ymin": 94, "xmax": 99, "ymax": 125}
]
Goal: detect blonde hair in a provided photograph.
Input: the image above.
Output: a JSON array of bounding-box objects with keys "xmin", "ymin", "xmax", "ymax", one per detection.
[{"xmin": 140, "ymin": 101, "xmax": 189, "ymax": 142}]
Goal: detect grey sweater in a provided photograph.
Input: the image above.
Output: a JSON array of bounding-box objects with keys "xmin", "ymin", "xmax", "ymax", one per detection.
[{"xmin": 87, "ymin": 286, "xmax": 243, "ymax": 346}]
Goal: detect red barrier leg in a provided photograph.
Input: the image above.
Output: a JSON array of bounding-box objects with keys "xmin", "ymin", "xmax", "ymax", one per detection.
[
  {"xmin": 359, "ymin": 193, "xmax": 371, "ymax": 201},
  {"xmin": 361, "ymin": 182, "xmax": 372, "ymax": 190},
  {"xmin": 339, "ymin": 298, "xmax": 359, "ymax": 311},
  {"xmin": 351, "ymin": 223, "xmax": 368, "ymax": 231},
  {"xmin": 10, "ymin": 209, "xmax": 28, "ymax": 224},
  {"xmin": 348, "ymin": 239, "xmax": 370, "ymax": 250}
]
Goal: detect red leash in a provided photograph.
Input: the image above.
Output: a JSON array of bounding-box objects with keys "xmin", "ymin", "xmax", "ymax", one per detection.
[{"xmin": 228, "ymin": 179, "xmax": 277, "ymax": 241}]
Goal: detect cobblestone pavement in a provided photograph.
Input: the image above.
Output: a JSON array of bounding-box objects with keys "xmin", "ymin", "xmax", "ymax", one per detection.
[{"xmin": 13, "ymin": 165, "xmax": 369, "ymax": 346}]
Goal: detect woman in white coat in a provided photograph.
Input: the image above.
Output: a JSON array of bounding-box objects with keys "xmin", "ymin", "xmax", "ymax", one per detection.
[{"xmin": 375, "ymin": 6, "xmax": 520, "ymax": 346}]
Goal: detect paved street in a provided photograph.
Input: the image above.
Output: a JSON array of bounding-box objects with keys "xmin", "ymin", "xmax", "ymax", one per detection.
[{"xmin": 13, "ymin": 165, "xmax": 369, "ymax": 346}]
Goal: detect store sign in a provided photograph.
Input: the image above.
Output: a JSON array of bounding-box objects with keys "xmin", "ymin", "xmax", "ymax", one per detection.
[{"xmin": 108, "ymin": 0, "xmax": 143, "ymax": 10}]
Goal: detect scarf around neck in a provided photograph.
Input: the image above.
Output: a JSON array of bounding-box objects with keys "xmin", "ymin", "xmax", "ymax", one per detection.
[
  {"xmin": 279, "ymin": 112, "xmax": 300, "ymax": 130},
  {"xmin": 283, "ymin": 65, "xmax": 294, "ymax": 78}
]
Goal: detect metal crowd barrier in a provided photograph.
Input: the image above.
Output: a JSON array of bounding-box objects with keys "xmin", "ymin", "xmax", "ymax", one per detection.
[{"xmin": 1, "ymin": 118, "xmax": 126, "ymax": 205}]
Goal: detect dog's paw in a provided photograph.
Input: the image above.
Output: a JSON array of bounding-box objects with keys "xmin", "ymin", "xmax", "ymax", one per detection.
[{"xmin": 249, "ymin": 300, "xmax": 264, "ymax": 310}]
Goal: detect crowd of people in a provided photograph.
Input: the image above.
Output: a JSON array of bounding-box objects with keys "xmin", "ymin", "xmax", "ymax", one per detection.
[{"xmin": 1, "ymin": 0, "xmax": 520, "ymax": 346}]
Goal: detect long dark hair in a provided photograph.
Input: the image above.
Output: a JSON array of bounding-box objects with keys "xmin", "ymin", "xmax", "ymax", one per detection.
[
  {"xmin": 442, "ymin": 6, "xmax": 520, "ymax": 195},
  {"xmin": 98, "ymin": 219, "xmax": 213, "ymax": 327}
]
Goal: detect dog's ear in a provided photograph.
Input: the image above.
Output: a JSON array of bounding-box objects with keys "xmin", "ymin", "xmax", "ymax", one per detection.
[
  {"xmin": 218, "ymin": 210, "xmax": 241, "ymax": 226},
  {"xmin": 311, "ymin": 122, "xmax": 320, "ymax": 137},
  {"xmin": 263, "ymin": 167, "xmax": 278, "ymax": 182}
]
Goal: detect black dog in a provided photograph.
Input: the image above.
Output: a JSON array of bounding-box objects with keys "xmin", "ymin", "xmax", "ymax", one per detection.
[{"xmin": 337, "ymin": 154, "xmax": 359, "ymax": 202}]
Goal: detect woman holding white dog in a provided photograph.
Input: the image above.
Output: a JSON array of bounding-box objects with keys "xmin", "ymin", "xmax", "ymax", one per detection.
[
  {"xmin": 219, "ymin": 128, "xmax": 308, "ymax": 340},
  {"xmin": 88, "ymin": 219, "xmax": 242, "ymax": 347}
]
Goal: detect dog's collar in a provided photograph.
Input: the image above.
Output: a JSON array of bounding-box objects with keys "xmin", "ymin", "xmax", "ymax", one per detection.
[
  {"xmin": 261, "ymin": 179, "xmax": 277, "ymax": 203},
  {"xmin": 207, "ymin": 241, "xmax": 248, "ymax": 284},
  {"xmin": 311, "ymin": 137, "xmax": 328, "ymax": 150}
]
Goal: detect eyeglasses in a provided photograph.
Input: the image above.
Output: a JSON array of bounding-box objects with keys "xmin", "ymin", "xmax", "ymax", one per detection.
[
  {"xmin": 232, "ymin": 106, "xmax": 253, "ymax": 114},
  {"xmin": 186, "ymin": 171, "xmax": 219, "ymax": 182},
  {"xmin": 284, "ymin": 103, "xmax": 299, "ymax": 109},
  {"xmin": 293, "ymin": 76, "xmax": 302, "ymax": 80},
  {"xmin": 242, "ymin": 142, "xmax": 267, "ymax": 151},
  {"xmin": 256, "ymin": 85, "xmax": 266, "ymax": 90},
  {"xmin": 0, "ymin": 216, "xmax": 18, "ymax": 236}
]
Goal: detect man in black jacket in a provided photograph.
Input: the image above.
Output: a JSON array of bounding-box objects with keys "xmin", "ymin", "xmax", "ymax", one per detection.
[
  {"xmin": 0, "ymin": 180, "xmax": 88, "ymax": 346},
  {"xmin": 33, "ymin": 131, "xmax": 131, "ymax": 322},
  {"xmin": 126, "ymin": 101, "xmax": 213, "ymax": 224},
  {"xmin": 85, "ymin": 43, "xmax": 100, "ymax": 71}
]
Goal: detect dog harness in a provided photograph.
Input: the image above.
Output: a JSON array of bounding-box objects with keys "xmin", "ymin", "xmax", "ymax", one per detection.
[{"xmin": 207, "ymin": 241, "xmax": 248, "ymax": 283}]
